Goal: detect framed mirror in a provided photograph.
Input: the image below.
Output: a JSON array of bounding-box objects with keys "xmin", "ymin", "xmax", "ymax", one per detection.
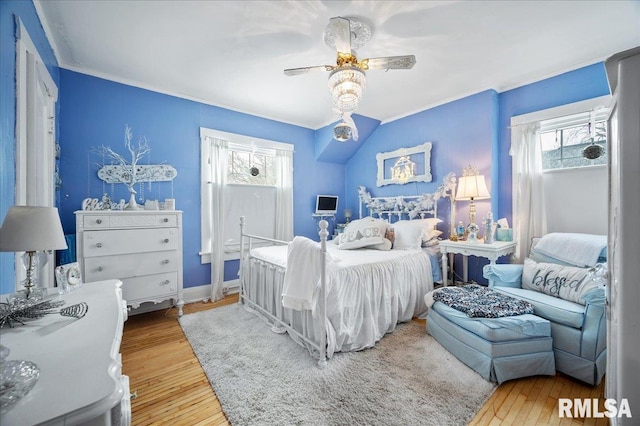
[{"xmin": 376, "ymin": 142, "xmax": 432, "ymax": 187}]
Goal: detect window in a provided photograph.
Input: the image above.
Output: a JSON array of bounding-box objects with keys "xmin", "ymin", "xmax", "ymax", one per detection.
[
  {"xmin": 200, "ymin": 128, "xmax": 293, "ymax": 264},
  {"xmin": 227, "ymin": 147, "xmax": 276, "ymax": 185},
  {"xmin": 539, "ymin": 109, "xmax": 608, "ymax": 170}
]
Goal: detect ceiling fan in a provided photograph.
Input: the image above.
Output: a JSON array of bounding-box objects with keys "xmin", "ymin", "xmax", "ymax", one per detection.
[{"xmin": 284, "ymin": 17, "xmax": 416, "ymax": 142}]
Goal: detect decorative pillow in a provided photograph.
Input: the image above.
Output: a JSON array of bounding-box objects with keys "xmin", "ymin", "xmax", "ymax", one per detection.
[
  {"xmin": 416, "ymin": 218, "xmax": 443, "ymax": 231},
  {"xmin": 338, "ymin": 236, "xmax": 386, "ymax": 250},
  {"xmin": 522, "ymin": 258, "xmax": 602, "ymax": 305},
  {"xmin": 337, "ymin": 217, "xmax": 391, "ymax": 250},
  {"xmin": 392, "ymin": 220, "xmax": 423, "ymax": 250},
  {"xmin": 422, "ymin": 229, "xmax": 442, "ymax": 247},
  {"xmin": 414, "ymin": 218, "xmax": 443, "ymax": 244}
]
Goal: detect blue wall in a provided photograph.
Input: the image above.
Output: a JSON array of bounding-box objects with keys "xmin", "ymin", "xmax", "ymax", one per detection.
[
  {"xmin": 496, "ymin": 63, "xmax": 611, "ymax": 223},
  {"xmin": 344, "ymin": 64, "xmax": 611, "ymax": 283},
  {"xmin": 57, "ymin": 70, "xmax": 346, "ymax": 290},
  {"xmin": 0, "ymin": 0, "xmax": 59, "ymax": 295},
  {"xmin": 344, "ymin": 90, "xmax": 499, "ymax": 283}
]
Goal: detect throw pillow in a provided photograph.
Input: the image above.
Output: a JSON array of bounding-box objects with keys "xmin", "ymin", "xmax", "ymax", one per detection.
[
  {"xmin": 337, "ymin": 217, "xmax": 391, "ymax": 250},
  {"xmin": 392, "ymin": 220, "xmax": 423, "ymax": 250},
  {"xmin": 414, "ymin": 218, "xmax": 443, "ymax": 245},
  {"xmin": 522, "ymin": 258, "xmax": 602, "ymax": 305}
]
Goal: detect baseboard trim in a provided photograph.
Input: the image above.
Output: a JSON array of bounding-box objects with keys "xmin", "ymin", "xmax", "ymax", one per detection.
[{"xmin": 127, "ymin": 280, "xmax": 240, "ymax": 315}]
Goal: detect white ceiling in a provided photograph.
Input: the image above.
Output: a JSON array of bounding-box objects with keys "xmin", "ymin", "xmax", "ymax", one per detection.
[{"xmin": 36, "ymin": 0, "xmax": 639, "ymax": 130}]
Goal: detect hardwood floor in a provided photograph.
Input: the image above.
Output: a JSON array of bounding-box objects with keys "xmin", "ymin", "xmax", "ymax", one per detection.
[{"xmin": 122, "ymin": 296, "xmax": 606, "ymax": 425}]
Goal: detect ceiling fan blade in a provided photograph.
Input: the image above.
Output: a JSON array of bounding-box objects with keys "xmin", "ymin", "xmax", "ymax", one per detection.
[
  {"xmin": 361, "ymin": 55, "xmax": 416, "ymax": 71},
  {"xmin": 329, "ymin": 17, "xmax": 352, "ymax": 54},
  {"xmin": 284, "ymin": 65, "xmax": 334, "ymax": 76}
]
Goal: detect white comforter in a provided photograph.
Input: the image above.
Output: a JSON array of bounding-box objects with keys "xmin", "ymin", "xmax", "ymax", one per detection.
[{"xmin": 246, "ymin": 244, "xmax": 434, "ymax": 357}]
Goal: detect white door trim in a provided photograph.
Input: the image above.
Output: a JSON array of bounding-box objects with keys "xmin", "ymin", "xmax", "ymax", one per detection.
[{"xmin": 15, "ymin": 17, "xmax": 59, "ymax": 290}]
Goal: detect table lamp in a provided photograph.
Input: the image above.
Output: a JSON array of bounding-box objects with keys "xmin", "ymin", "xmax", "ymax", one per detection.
[
  {"xmin": 0, "ymin": 206, "xmax": 67, "ymax": 299},
  {"xmin": 344, "ymin": 209, "xmax": 353, "ymax": 223},
  {"xmin": 455, "ymin": 166, "xmax": 490, "ymax": 243}
]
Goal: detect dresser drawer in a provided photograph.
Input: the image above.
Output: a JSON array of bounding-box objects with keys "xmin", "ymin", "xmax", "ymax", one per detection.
[
  {"xmin": 121, "ymin": 272, "xmax": 178, "ymax": 301},
  {"xmin": 84, "ymin": 250, "xmax": 179, "ymax": 281},
  {"xmin": 109, "ymin": 213, "xmax": 178, "ymax": 228},
  {"xmin": 82, "ymin": 213, "xmax": 179, "ymax": 229},
  {"xmin": 83, "ymin": 215, "xmax": 111, "ymax": 229},
  {"xmin": 83, "ymin": 228, "xmax": 179, "ymax": 257}
]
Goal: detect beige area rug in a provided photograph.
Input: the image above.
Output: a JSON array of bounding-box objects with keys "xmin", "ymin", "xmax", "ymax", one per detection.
[{"xmin": 179, "ymin": 304, "xmax": 496, "ymax": 425}]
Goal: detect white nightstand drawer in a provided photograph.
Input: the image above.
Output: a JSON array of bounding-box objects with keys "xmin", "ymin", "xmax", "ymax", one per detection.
[
  {"xmin": 84, "ymin": 250, "xmax": 179, "ymax": 281},
  {"xmin": 83, "ymin": 228, "xmax": 179, "ymax": 257},
  {"xmin": 121, "ymin": 272, "xmax": 179, "ymax": 301}
]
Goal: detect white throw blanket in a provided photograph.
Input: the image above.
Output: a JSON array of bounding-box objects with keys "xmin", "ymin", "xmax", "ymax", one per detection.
[
  {"xmin": 534, "ymin": 233, "xmax": 606, "ymax": 267},
  {"xmin": 282, "ymin": 236, "xmax": 326, "ymax": 311}
]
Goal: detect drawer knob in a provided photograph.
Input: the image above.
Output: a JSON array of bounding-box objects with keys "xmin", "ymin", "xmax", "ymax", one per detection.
[
  {"xmin": 162, "ymin": 259, "xmax": 170, "ymax": 264},
  {"xmin": 162, "ymin": 238, "xmax": 170, "ymax": 244},
  {"xmin": 96, "ymin": 242, "xmax": 103, "ymax": 248},
  {"xmin": 161, "ymin": 280, "xmax": 170, "ymax": 285},
  {"xmin": 97, "ymin": 266, "xmax": 103, "ymax": 272},
  {"xmin": 163, "ymin": 218, "xmax": 169, "ymax": 223},
  {"xmin": 96, "ymin": 219, "xmax": 102, "ymax": 224}
]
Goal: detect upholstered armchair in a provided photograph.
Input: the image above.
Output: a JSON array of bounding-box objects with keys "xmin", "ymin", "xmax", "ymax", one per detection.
[{"xmin": 483, "ymin": 234, "xmax": 607, "ymax": 385}]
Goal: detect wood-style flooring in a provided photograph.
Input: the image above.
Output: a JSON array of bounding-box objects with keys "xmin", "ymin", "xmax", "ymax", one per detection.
[{"xmin": 121, "ymin": 295, "xmax": 606, "ymax": 425}]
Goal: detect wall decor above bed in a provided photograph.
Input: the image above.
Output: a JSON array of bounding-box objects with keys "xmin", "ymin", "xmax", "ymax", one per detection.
[
  {"xmin": 360, "ymin": 172, "xmax": 456, "ymax": 220},
  {"xmin": 376, "ymin": 142, "xmax": 432, "ymax": 187}
]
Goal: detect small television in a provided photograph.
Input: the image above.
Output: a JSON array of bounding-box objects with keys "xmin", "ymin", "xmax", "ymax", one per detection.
[{"xmin": 315, "ymin": 195, "xmax": 339, "ymax": 215}]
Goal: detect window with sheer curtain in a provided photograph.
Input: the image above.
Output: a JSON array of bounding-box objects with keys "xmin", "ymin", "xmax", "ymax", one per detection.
[
  {"xmin": 200, "ymin": 128, "xmax": 293, "ymax": 301},
  {"xmin": 509, "ymin": 96, "xmax": 610, "ymax": 261}
]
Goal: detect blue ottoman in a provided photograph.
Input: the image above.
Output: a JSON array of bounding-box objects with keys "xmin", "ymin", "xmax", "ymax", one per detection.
[{"xmin": 426, "ymin": 299, "xmax": 556, "ymax": 384}]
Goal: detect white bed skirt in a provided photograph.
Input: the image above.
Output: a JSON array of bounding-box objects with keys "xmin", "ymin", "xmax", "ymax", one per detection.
[{"xmin": 241, "ymin": 249, "xmax": 434, "ymax": 358}]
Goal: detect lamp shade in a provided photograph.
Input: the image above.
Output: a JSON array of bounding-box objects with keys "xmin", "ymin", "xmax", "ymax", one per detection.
[
  {"xmin": 0, "ymin": 206, "xmax": 67, "ymax": 252},
  {"xmin": 455, "ymin": 175, "xmax": 491, "ymax": 201}
]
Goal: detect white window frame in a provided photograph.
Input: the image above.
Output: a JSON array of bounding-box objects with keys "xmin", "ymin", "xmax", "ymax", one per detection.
[
  {"xmin": 199, "ymin": 128, "xmax": 293, "ymax": 263},
  {"xmin": 511, "ymin": 95, "xmax": 611, "ymax": 172}
]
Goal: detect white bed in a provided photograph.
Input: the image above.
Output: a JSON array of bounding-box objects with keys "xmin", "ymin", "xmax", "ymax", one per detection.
[{"xmin": 238, "ymin": 175, "xmax": 456, "ymax": 365}]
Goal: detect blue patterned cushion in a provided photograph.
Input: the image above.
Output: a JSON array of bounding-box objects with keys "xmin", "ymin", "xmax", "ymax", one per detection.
[{"xmin": 432, "ymin": 284, "xmax": 534, "ymax": 318}]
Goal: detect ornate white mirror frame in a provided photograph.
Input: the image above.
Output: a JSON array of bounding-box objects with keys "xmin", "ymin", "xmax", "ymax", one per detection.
[{"xmin": 376, "ymin": 142, "xmax": 432, "ymax": 187}]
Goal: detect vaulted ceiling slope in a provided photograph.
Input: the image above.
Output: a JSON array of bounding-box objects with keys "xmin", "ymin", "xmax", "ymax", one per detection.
[{"xmin": 36, "ymin": 0, "xmax": 640, "ymax": 130}]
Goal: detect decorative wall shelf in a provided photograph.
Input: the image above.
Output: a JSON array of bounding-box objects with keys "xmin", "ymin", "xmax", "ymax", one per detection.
[{"xmin": 98, "ymin": 164, "xmax": 177, "ymax": 183}]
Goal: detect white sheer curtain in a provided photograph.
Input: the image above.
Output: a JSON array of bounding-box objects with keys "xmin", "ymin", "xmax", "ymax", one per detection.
[
  {"xmin": 274, "ymin": 149, "xmax": 293, "ymax": 241},
  {"xmin": 208, "ymin": 137, "xmax": 228, "ymax": 302},
  {"xmin": 510, "ymin": 123, "xmax": 547, "ymax": 261}
]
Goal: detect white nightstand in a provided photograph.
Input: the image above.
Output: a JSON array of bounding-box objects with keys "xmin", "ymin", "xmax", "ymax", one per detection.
[{"xmin": 439, "ymin": 239, "xmax": 517, "ymax": 286}]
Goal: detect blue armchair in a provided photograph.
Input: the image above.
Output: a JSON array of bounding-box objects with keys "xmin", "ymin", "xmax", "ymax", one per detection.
[{"xmin": 483, "ymin": 238, "xmax": 606, "ymax": 386}]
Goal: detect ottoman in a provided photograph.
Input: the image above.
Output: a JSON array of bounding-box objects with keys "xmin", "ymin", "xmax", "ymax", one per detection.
[{"xmin": 426, "ymin": 298, "xmax": 556, "ymax": 384}]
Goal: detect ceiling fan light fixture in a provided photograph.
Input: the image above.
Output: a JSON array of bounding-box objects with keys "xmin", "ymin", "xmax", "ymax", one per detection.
[{"xmin": 328, "ymin": 67, "xmax": 366, "ymax": 113}]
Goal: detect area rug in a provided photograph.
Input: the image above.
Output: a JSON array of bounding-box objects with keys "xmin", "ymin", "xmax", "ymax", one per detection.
[{"xmin": 179, "ymin": 304, "xmax": 496, "ymax": 425}]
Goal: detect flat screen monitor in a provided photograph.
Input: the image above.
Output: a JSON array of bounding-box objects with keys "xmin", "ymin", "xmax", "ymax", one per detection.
[{"xmin": 315, "ymin": 195, "xmax": 338, "ymax": 215}]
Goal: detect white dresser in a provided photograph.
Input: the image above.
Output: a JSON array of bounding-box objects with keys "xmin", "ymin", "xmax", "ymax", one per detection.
[
  {"xmin": 75, "ymin": 210, "xmax": 184, "ymax": 316},
  {"xmin": 1, "ymin": 280, "xmax": 131, "ymax": 425}
]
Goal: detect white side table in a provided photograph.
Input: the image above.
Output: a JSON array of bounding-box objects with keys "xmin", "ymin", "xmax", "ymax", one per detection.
[{"xmin": 439, "ymin": 239, "xmax": 517, "ymax": 286}]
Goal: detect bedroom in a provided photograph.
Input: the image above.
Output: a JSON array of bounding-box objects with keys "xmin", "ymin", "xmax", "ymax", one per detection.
[{"xmin": 0, "ymin": 0, "xmax": 638, "ymax": 424}]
